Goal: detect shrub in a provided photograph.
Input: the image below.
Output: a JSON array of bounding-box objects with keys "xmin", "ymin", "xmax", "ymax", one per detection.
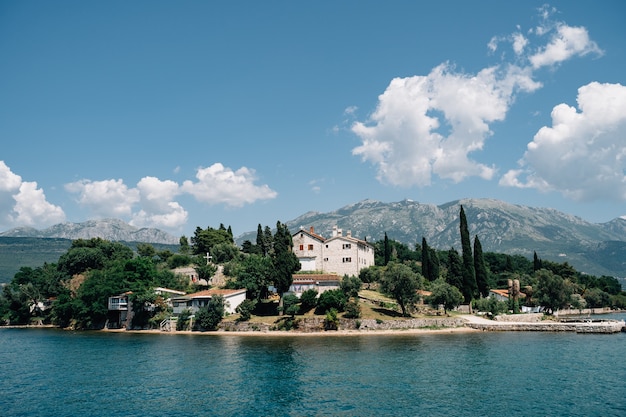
[
  {"xmin": 235, "ymin": 299, "xmax": 256, "ymax": 322},
  {"xmin": 299, "ymin": 289, "xmax": 318, "ymax": 313},
  {"xmin": 324, "ymin": 308, "xmax": 339, "ymax": 331},
  {"xmin": 316, "ymin": 289, "xmax": 347, "ymax": 314},
  {"xmin": 176, "ymin": 309, "xmax": 192, "ymax": 331},
  {"xmin": 343, "ymin": 299, "xmax": 361, "ymax": 319}
]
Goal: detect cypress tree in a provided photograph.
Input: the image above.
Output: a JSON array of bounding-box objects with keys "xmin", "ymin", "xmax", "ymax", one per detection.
[
  {"xmin": 533, "ymin": 251, "xmax": 542, "ymax": 272},
  {"xmin": 429, "ymin": 248, "xmax": 440, "ymax": 281},
  {"xmin": 473, "ymin": 235, "xmax": 489, "ymax": 297},
  {"xmin": 459, "ymin": 205, "xmax": 478, "ymax": 302},
  {"xmin": 446, "ymin": 248, "xmax": 463, "ymax": 290},
  {"xmin": 421, "ymin": 237, "xmax": 430, "ymax": 280},
  {"xmin": 383, "ymin": 232, "xmax": 391, "ymax": 266}
]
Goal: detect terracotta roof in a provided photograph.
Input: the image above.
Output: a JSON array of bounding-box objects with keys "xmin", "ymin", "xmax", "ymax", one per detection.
[
  {"xmin": 292, "ymin": 274, "xmax": 341, "ymax": 283},
  {"xmin": 489, "ymin": 289, "xmax": 526, "ymax": 299}
]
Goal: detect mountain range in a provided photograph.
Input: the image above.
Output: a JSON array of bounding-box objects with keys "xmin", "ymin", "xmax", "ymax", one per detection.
[
  {"xmin": 0, "ymin": 218, "xmax": 180, "ymax": 244},
  {"xmin": 1, "ymin": 199, "xmax": 625, "ymax": 282},
  {"xmin": 239, "ymin": 198, "xmax": 626, "ymax": 279}
]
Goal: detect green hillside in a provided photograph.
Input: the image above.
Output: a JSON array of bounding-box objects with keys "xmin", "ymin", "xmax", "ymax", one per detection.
[{"xmin": 0, "ymin": 237, "xmax": 179, "ymax": 283}]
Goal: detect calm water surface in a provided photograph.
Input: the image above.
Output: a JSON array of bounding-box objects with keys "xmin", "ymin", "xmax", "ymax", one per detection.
[{"xmin": 1, "ymin": 314, "xmax": 625, "ymax": 417}]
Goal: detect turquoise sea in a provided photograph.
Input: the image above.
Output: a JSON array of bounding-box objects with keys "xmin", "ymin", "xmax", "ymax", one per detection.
[{"xmin": 1, "ymin": 314, "xmax": 625, "ymax": 417}]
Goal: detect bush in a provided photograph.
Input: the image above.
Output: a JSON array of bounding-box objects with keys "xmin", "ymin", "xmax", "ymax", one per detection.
[
  {"xmin": 235, "ymin": 299, "xmax": 256, "ymax": 322},
  {"xmin": 299, "ymin": 289, "xmax": 318, "ymax": 313},
  {"xmin": 176, "ymin": 309, "xmax": 192, "ymax": 331},
  {"xmin": 316, "ymin": 289, "xmax": 347, "ymax": 314},
  {"xmin": 472, "ymin": 297, "xmax": 508, "ymax": 317},
  {"xmin": 282, "ymin": 294, "xmax": 300, "ymax": 317},
  {"xmin": 195, "ymin": 295, "xmax": 225, "ymax": 331},
  {"xmin": 343, "ymin": 299, "xmax": 361, "ymax": 319},
  {"xmin": 324, "ymin": 308, "xmax": 339, "ymax": 330}
]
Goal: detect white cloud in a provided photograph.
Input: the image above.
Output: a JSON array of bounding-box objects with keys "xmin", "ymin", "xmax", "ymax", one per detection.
[
  {"xmin": 0, "ymin": 161, "xmax": 22, "ymax": 192},
  {"xmin": 501, "ymin": 82, "xmax": 626, "ymax": 201},
  {"xmin": 130, "ymin": 176, "xmax": 188, "ymax": 230},
  {"xmin": 11, "ymin": 182, "xmax": 66, "ymax": 227},
  {"xmin": 65, "ymin": 178, "xmax": 140, "ymax": 217},
  {"xmin": 0, "ymin": 161, "xmax": 65, "ymax": 229},
  {"xmin": 181, "ymin": 163, "xmax": 278, "ymax": 206},
  {"xmin": 530, "ymin": 24, "xmax": 603, "ymax": 69},
  {"xmin": 351, "ymin": 63, "xmax": 539, "ymax": 186},
  {"xmin": 351, "ymin": 7, "xmax": 601, "ymax": 189}
]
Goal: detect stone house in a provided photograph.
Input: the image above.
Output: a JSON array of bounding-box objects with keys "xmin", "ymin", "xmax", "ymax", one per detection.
[{"xmin": 292, "ymin": 226, "xmax": 375, "ymax": 278}]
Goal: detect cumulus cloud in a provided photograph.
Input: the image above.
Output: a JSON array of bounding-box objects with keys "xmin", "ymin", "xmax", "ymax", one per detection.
[
  {"xmin": 351, "ymin": 7, "xmax": 602, "ymax": 189},
  {"xmin": 181, "ymin": 163, "xmax": 278, "ymax": 206},
  {"xmin": 352, "ymin": 63, "xmax": 539, "ymax": 186},
  {"xmin": 0, "ymin": 161, "xmax": 65, "ymax": 229},
  {"xmin": 529, "ymin": 24, "xmax": 603, "ymax": 69},
  {"xmin": 501, "ymin": 82, "xmax": 626, "ymax": 201},
  {"xmin": 65, "ymin": 179, "xmax": 140, "ymax": 218},
  {"xmin": 130, "ymin": 176, "xmax": 188, "ymax": 229}
]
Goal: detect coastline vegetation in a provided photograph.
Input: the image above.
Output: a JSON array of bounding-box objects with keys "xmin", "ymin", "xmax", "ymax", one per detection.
[{"xmin": 1, "ymin": 209, "xmax": 624, "ymax": 330}]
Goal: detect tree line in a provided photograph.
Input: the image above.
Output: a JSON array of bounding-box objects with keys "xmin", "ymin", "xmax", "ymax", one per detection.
[{"xmin": 1, "ymin": 207, "xmax": 624, "ymax": 329}]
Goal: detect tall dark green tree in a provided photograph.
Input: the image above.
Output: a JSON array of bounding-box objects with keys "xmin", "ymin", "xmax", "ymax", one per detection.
[
  {"xmin": 473, "ymin": 235, "xmax": 490, "ymax": 298},
  {"xmin": 383, "ymin": 232, "xmax": 391, "ymax": 266},
  {"xmin": 459, "ymin": 206, "xmax": 478, "ymax": 302},
  {"xmin": 271, "ymin": 221, "xmax": 300, "ymax": 314},
  {"xmin": 421, "ymin": 237, "xmax": 430, "ymax": 280},
  {"xmin": 429, "ymin": 247, "xmax": 440, "ymax": 281},
  {"xmin": 533, "ymin": 251, "xmax": 542, "ymax": 272},
  {"xmin": 446, "ymin": 248, "xmax": 463, "ymax": 290}
]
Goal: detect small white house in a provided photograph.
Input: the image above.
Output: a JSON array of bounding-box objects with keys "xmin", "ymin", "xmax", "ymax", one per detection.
[{"xmin": 171, "ymin": 288, "xmax": 247, "ymax": 315}]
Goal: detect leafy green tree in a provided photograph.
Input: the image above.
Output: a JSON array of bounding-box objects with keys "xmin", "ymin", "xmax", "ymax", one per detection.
[
  {"xmin": 343, "ymin": 299, "xmax": 361, "ymax": 319},
  {"xmin": 176, "ymin": 309, "xmax": 192, "ymax": 331},
  {"xmin": 235, "ymin": 299, "xmax": 256, "ymax": 322},
  {"xmin": 195, "ymin": 295, "xmax": 225, "ymax": 331},
  {"xmin": 359, "ymin": 266, "xmax": 382, "ymax": 289},
  {"xmin": 167, "ymin": 254, "xmax": 193, "ymax": 269},
  {"xmin": 226, "ymin": 254, "xmax": 273, "ymax": 301},
  {"xmin": 136, "ymin": 243, "xmax": 156, "ymax": 258},
  {"xmin": 191, "ymin": 226, "xmax": 234, "ymax": 256},
  {"xmin": 473, "ymin": 235, "xmax": 490, "ymax": 298},
  {"xmin": 271, "ymin": 221, "xmax": 300, "ymax": 314},
  {"xmin": 459, "ymin": 206, "xmax": 478, "ymax": 302},
  {"xmin": 282, "ymin": 293, "xmax": 300, "ymax": 318},
  {"xmin": 340, "ymin": 275, "xmax": 362, "ymax": 299},
  {"xmin": 380, "ymin": 262, "xmax": 421, "ymax": 316},
  {"xmin": 299, "ymin": 289, "xmax": 318, "ymax": 313},
  {"xmin": 584, "ymin": 287, "xmax": 610, "ymax": 308},
  {"xmin": 427, "ymin": 278, "xmax": 464, "ymax": 314},
  {"xmin": 194, "ymin": 263, "xmax": 217, "ymax": 285},
  {"xmin": 179, "ymin": 235, "xmax": 191, "ymax": 255},
  {"xmin": 534, "ymin": 269, "xmax": 572, "ymax": 314},
  {"xmin": 316, "ymin": 289, "xmax": 347, "ymax": 314}
]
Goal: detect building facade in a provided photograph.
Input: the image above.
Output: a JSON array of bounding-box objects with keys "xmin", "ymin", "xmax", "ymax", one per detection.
[{"xmin": 292, "ymin": 226, "xmax": 375, "ymax": 277}]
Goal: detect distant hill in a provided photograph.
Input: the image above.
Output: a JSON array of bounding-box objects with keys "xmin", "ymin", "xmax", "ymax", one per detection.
[
  {"xmin": 0, "ymin": 218, "xmax": 179, "ymax": 244},
  {"xmin": 0, "ymin": 218, "xmax": 180, "ymax": 283},
  {"xmin": 237, "ymin": 198, "xmax": 626, "ymax": 279}
]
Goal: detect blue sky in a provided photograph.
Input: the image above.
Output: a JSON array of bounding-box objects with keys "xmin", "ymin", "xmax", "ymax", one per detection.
[{"xmin": 1, "ymin": 0, "xmax": 625, "ymax": 238}]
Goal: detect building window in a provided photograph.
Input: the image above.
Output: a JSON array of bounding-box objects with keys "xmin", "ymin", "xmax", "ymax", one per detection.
[
  {"xmin": 323, "ymin": 258, "xmax": 328, "ymax": 262},
  {"xmin": 342, "ymin": 257, "xmax": 352, "ymax": 263},
  {"xmin": 308, "ymin": 244, "xmax": 314, "ymax": 250},
  {"xmin": 343, "ymin": 243, "xmax": 351, "ymax": 249},
  {"xmin": 299, "ymin": 244, "xmax": 304, "ymax": 251}
]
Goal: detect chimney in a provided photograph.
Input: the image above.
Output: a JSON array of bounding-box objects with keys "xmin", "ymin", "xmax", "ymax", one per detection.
[
  {"xmin": 347, "ymin": 230, "xmax": 352, "ymax": 237},
  {"xmin": 332, "ymin": 225, "xmax": 338, "ymax": 237},
  {"xmin": 310, "ymin": 226, "xmax": 314, "ymax": 234}
]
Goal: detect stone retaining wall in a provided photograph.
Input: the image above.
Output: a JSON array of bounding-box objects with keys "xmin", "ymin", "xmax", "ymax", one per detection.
[{"xmin": 466, "ymin": 320, "xmax": 625, "ymax": 333}]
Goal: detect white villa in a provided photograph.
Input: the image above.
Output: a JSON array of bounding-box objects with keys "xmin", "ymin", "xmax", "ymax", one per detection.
[{"xmin": 292, "ymin": 226, "xmax": 375, "ymax": 277}]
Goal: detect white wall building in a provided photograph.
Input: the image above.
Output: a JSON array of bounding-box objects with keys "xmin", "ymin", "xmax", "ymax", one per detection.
[{"xmin": 292, "ymin": 226, "xmax": 375, "ymax": 277}]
